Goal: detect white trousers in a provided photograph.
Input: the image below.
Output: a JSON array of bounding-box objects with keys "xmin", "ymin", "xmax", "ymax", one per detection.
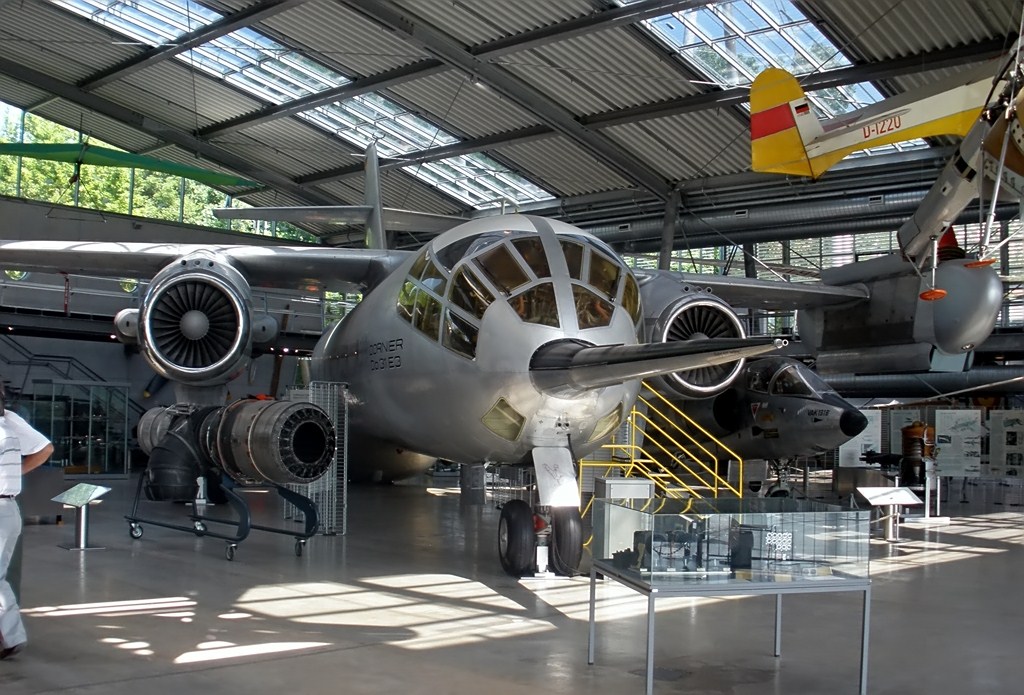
[{"xmin": 0, "ymin": 498, "xmax": 26, "ymax": 648}]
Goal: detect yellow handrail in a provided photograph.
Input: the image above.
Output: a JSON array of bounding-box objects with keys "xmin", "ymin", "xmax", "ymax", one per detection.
[{"xmin": 577, "ymin": 380, "xmax": 745, "ymax": 523}]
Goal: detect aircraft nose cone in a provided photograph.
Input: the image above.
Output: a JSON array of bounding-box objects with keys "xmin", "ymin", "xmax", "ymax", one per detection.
[{"xmin": 840, "ymin": 409, "xmax": 868, "ymax": 437}]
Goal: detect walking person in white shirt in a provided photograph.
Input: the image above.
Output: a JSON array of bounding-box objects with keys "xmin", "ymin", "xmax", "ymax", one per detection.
[{"xmin": 0, "ymin": 382, "xmax": 53, "ymax": 660}]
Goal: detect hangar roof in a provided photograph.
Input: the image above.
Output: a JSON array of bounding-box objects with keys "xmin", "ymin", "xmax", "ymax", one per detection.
[{"xmin": 0, "ymin": 0, "xmax": 1018, "ymax": 246}]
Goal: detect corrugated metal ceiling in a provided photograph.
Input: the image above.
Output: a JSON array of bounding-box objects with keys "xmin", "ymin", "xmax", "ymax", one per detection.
[{"xmin": 0, "ymin": 0, "xmax": 1020, "ymax": 235}]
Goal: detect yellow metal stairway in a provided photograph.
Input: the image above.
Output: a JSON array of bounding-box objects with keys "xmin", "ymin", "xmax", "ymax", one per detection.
[{"xmin": 579, "ymin": 382, "xmax": 745, "ymax": 521}]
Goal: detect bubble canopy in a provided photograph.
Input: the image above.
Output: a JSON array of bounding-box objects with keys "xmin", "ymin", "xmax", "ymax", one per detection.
[{"xmin": 397, "ymin": 224, "xmax": 642, "ymax": 359}]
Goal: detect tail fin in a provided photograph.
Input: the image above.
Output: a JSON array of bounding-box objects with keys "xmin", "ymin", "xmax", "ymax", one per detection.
[
  {"xmin": 750, "ymin": 68, "xmax": 824, "ymax": 178},
  {"xmin": 363, "ymin": 141, "xmax": 386, "ymax": 250}
]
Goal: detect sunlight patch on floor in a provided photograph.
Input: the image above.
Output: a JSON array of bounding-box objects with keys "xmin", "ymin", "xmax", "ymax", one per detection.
[{"xmin": 234, "ymin": 575, "xmax": 554, "ymax": 650}]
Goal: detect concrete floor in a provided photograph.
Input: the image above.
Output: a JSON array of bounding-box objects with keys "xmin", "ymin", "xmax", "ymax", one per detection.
[{"xmin": 2, "ymin": 475, "xmax": 1024, "ymax": 694}]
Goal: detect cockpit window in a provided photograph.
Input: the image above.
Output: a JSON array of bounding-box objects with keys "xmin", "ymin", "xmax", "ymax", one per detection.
[
  {"xmin": 477, "ymin": 244, "xmax": 529, "ymax": 294},
  {"xmin": 420, "ymin": 258, "xmax": 447, "ymax": 295},
  {"xmin": 409, "ymin": 249, "xmax": 429, "ymax": 281},
  {"xmin": 589, "ymin": 250, "xmax": 621, "ymax": 300},
  {"xmin": 510, "ymin": 283, "xmax": 559, "ymax": 327},
  {"xmin": 434, "ymin": 235, "xmax": 479, "ymax": 271},
  {"xmin": 415, "ymin": 293, "xmax": 442, "ymax": 340},
  {"xmin": 770, "ymin": 365, "xmax": 815, "ymax": 397},
  {"xmin": 449, "ymin": 267, "xmax": 493, "ymax": 320},
  {"xmin": 560, "ymin": 240, "xmax": 584, "ymax": 280},
  {"xmin": 622, "ymin": 273, "xmax": 641, "ymax": 324},
  {"xmin": 442, "ymin": 309, "xmax": 479, "ymax": 359},
  {"xmin": 512, "ymin": 237, "xmax": 550, "ymax": 278},
  {"xmin": 747, "ymin": 363, "xmax": 772, "ymax": 393},
  {"xmin": 573, "ymin": 285, "xmax": 614, "ymax": 329},
  {"xmin": 397, "ymin": 281, "xmax": 417, "ymax": 322}
]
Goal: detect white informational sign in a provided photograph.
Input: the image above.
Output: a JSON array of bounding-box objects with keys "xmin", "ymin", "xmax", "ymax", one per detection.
[
  {"xmin": 837, "ymin": 409, "xmax": 883, "ymax": 467},
  {"xmin": 987, "ymin": 410, "xmax": 1024, "ymax": 479},
  {"xmin": 890, "ymin": 409, "xmax": 922, "ymax": 456},
  {"xmin": 935, "ymin": 410, "xmax": 982, "ymax": 477}
]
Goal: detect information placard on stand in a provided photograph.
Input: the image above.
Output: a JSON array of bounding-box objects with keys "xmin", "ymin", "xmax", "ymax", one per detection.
[
  {"xmin": 52, "ymin": 483, "xmax": 110, "ymax": 550},
  {"xmin": 857, "ymin": 486, "xmax": 922, "ymax": 542}
]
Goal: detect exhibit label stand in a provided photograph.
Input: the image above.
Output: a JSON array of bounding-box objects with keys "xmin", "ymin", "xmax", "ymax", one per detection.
[
  {"xmin": 52, "ymin": 483, "xmax": 111, "ymax": 550},
  {"xmin": 903, "ymin": 459, "xmax": 951, "ymax": 526},
  {"xmin": 857, "ymin": 486, "xmax": 922, "ymax": 542}
]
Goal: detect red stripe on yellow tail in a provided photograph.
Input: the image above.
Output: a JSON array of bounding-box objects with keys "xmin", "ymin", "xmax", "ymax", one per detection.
[{"xmin": 750, "ymin": 68, "xmax": 818, "ymax": 178}]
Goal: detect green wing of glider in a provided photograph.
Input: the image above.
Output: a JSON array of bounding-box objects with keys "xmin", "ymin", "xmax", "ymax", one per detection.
[{"xmin": 0, "ymin": 143, "xmax": 259, "ymax": 188}]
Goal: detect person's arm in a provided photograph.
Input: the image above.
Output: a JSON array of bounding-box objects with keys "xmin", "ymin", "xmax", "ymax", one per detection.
[{"xmin": 22, "ymin": 443, "xmax": 54, "ymax": 475}]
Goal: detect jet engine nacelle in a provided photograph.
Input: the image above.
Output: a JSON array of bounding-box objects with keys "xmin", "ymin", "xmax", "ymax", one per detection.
[
  {"xmin": 138, "ymin": 252, "xmax": 254, "ymax": 386},
  {"xmin": 636, "ymin": 270, "xmax": 748, "ymax": 398},
  {"xmin": 138, "ymin": 400, "xmax": 336, "ymax": 501},
  {"xmin": 113, "ymin": 308, "xmax": 139, "ymax": 345},
  {"xmin": 798, "ymin": 257, "xmax": 1002, "ymax": 374}
]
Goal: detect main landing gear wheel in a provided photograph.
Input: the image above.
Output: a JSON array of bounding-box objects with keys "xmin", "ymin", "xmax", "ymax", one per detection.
[
  {"xmin": 549, "ymin": 507, "xmax": 583, "ymax": 576},
  {"xmin": 498, "ymin": 499, "xmax": 536, "ymax": 577}
]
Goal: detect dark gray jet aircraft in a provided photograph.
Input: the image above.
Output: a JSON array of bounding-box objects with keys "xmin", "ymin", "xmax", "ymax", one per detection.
[{"xmin": 664, "ymin": 356, "xmax": 869, "ymax": 462}]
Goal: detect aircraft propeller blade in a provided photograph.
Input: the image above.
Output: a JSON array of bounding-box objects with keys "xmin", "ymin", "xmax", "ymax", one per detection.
[{"xmin": 530, "ymin": 337, "xmax": 786, "ymax": 395}]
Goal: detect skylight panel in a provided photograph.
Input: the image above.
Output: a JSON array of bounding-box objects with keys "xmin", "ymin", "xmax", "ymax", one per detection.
[
  {"xmin": 53, "ymin": 0, "xmax": 218, "ymax": 44},
  {"xmin": 752, "ymin": 0, "xmax": 804, "ymax": 26},
  {"xmin": 622, "ymin": 0, "xmax": 928, "ymax": 154},
  {"xmin": 748, "ymin": 32, "xmax": 814, "ymax": 74},
  {"xmin": 690, "ymin": 8, "xmax": 735, "ymax": 41},
  {"xmin": 721, "ymin": 2, "xmax": 770, "ymax": 32},
  {"xmin": 47, "ymin": 0, "xmax": 555, "ymax": 209}
]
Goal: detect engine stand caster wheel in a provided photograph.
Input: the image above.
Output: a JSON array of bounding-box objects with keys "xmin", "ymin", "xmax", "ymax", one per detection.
[
  {"xmin": 129, "ymin": 524, "xmax": 143, "ymax": 539},
  {"xmin": 226, "ymin": 544, "xmax": 237, "ymax": 561},
  {"xmin": 295, "ymin": 539, "xmax": 305, "ymax": 557},
  {"xmin": 193, "ymin": 520, "xmax": 207, "ymax": 535}
]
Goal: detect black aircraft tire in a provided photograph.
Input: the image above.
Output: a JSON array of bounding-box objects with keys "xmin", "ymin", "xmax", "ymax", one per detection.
[
  {"xmin": 498, "ymin": 499, "xmax": 536, "ymax": 577},
  {"xmin": 550, "ymin": 507, "xmax": 583, "ymax": 576}
]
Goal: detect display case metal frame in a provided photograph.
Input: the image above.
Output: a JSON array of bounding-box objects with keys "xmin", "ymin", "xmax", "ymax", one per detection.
[{"xmin": 587, "ymin": 560, "xmax": 871, "ymax": 695}]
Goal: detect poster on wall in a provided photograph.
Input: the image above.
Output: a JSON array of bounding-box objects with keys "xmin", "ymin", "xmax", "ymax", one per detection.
[
  {"xmin": 935, "ymin": 409, "xmax": 982, "ymax": 477},
  {"xmin": 987, "ymin": 410, "xmax": 1024, "ymax": 479},
  {"xmin": 890, "ymin": 409, "xmax": 922, "ymax": 455},
  {"xmin": 837, "ymin": 409, "xmax": 883, "ymax": 467}
]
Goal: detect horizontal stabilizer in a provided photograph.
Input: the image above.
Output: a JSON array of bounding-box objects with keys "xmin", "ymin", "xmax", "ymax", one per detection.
[
  {"xmin": 213, "ymin": 206, "xmax": 465, "ymax": 233},
  {"xmin": 530, "ymin": 338, "xmax": 786, "ymax": 395}
]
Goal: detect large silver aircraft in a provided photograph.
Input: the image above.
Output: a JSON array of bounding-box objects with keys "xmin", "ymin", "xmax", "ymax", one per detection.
[
  {"xmin": 0, "ymin": 125, "xmax": 1005, "ymax": 576},
  {"xmin": 0, "ymin": 149, "xmax": 799, "ymax": 577}
]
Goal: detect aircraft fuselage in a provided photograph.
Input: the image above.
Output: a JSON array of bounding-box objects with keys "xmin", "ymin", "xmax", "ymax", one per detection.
[{"xmin": 311, "ymin": 216, "xmax": 643, "ymax": 477}]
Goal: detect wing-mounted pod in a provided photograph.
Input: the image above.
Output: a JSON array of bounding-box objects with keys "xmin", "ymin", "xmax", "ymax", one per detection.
[
  {"xmin": 114, "ymin": 308, "xmax": 140, "ymax": 345},
  {"xmin": 139, "ymin": 251, "xmax": 254, "ymax": 385},
  {"xmin": 798, "ymin": 253, "xmax": 1002, "ymax": 374},
  {"xmin": 137, "ymin": 400, "xmax": 336, "ymax": 501},
  {"xmin": 636, "ymin": 271, "xmax": 748, "ymax": 398}
]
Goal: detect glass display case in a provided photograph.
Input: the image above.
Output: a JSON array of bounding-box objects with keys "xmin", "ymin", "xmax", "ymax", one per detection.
[
  {"xmin": 588, "ymin": 497, "xmax": 873, "ymax": 695},
  {"xmin": 27, "ymin": 378, "xmax": 133, "ymax": 477},
  {"xmin": 592, "ymin": 496, "xmax": 870, "ymax": 588}
]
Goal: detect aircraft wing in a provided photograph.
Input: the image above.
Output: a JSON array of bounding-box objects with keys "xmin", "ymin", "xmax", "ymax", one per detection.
[
  {"xmin": 532, "ymin": 337, "xmax": 786, "ymax": 392},
  {"xmin": 0, "ymin": 241, "xmax": 411, "ymax": 293},
  {"xmin": 638, "ymin": 270, "xmax": 869, "ymax": 311},
  {"xmin": 213, "ymin": 206, "xmax": 466, "ymax": 234}
]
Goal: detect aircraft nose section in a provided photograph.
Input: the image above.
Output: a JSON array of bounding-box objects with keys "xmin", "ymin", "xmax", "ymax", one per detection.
[{"xmin": 840, "ymin": 408, "xmax": 868, "ymax": 437}]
